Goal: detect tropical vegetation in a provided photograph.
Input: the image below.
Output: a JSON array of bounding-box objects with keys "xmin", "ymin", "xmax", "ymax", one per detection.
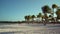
[{"xmin": 24, "ymin": 4, "xmax": 60, "ymax": 24}]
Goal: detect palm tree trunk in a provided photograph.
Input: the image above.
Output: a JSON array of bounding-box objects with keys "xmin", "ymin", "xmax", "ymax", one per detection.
[{"xmin": 44, "ymin": 13, "xmax": 47, "ymax": 25}]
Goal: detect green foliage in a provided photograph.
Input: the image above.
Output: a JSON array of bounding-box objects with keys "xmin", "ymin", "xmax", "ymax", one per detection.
[
  {"xmin": 31, "ymin": 15, "xmax": 35, "ymax": 18},
  {"xmin": 24, "ymin": 4, "xmax": 60, "ymax": 23},
  {"xmin": 37, "ymin": 13, "xmax": 42, "ymax": 18},
  {"xmin": 52, "ymin": 4, "xmax": 58, "ymax": 9},
  {"xmin": 41, "ymin": 5, "xmax": 51, "ymax": 13},
  {"xmin": 56, "ymin": 9, "xmax": 60, "ymax": 19}
]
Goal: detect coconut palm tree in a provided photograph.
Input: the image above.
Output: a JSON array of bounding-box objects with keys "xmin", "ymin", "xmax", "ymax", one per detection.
[
  {"xmin": 27, "ymin": 15, "xmax": 31, "ymax": 21},
  {"xmin": 52, "ymin": 4, "xmax": 58, "ymax": 13},
  {"xmin": 31, "ymin": 15, "xmax": 35, "ymax": 21},
  {"xmin": 42, "ymin": 5, "xmax": 51, "ymax": 13},
  {"xmin": 52, "ymin": 4, "xmax": 58, "ymax": 12},
  {"xmin": 42, "ymin": 15, "xmax": 45, "ymax": 23},
  {"xmin": 41, "ymin": 5, "xmax": 51, "ymax": 25},
  {"xmin": 37, "ymin": 13, "xmax": 42, "ymax": 20},
  {"xmin": 56, "ymin": 9, "xmax": 60, "ymax": 22},
  {"xmin": 37, "ymin": 13, "xmax": 42, "ymax": 23},
  {"xmin": 27, "ymin": 15, "xmax": 31, "ymax": 24},
  {"xmin": 41, "ymin": 15, "xmax": 44, "ymax": 20},
  {"xmin": 31, "ymin": 15, "xmax": 35, "ymax": 23},
  {"xmin": 24, "ymin": 15, "xmax": 31, "ymax": 22},
  {"xmin": 44, "ymin": 13, "xmax": 48, "ymax": 22},
  {"xmin": 24, "ymin": 16, "xmax": 28, "ymax": 21},
  {"xmin": 52, "ymin": 4, "xmax": 58, "ymax": 22}
]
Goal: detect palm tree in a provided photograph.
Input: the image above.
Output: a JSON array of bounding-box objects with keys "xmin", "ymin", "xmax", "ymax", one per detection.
[
  {"xmin": 24, "ymin": 15, "xmax": 31, "ymax": 22},
  {"xmin": 31, "ymin": 15, "xmax": 35, "ymax": 23},
  {"xmin": 37, "ymin": 13, "xmax": 42, "ymax": 23},
  {"xmin": 52, "ymin": 4, "xmax": 58, "ymax": 13},
  {"xmin": 52, "ymin": 4, "xmax": 58, "ymax": 12},
  {"xmin": 44, "ymin": 13, "xmax": 48, "ymax": 22},
  {"xmin": 37, "ymin": 13, "xmax": 42, "ymax": 19},
  {"xmin": 24, "ymin": 16, "xmax": 28, "ymax": 21},
  {"xmin": 41, "ymin": 5, "xmax": 51, "ymax": 25},
  {"xmin": 31, "ymin": 15, "xmax": 35, "ymax": 21},
  {"xmin": 52, "ymin": 4, "xmax": 58, "ymax": 22},
  {"xmin": 42, "ymin": 15, "xmax": 45, "ymax": 23},
  {"xmin": 42, "ymin": 5, "xmax": 51, "ymax": 13},
  {"xmin": 56, "ymin": 9, "xmax": 60, "ymax": 22},
  {"xmin": 27, "ymin": 15, "xmax": 31, "ymax": 21},
  {"xmin": 27, "ymin": 15, "xmax": 31, "ymax": 24}
]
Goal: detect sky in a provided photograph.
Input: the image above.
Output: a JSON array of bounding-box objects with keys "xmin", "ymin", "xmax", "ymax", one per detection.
[{"xmin": 0, "ymin": 0, "xmax": 60, "ymax": 21}]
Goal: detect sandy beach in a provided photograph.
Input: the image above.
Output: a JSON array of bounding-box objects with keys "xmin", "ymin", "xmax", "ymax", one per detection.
[{"xmin": 0, "ymin": 23, "xmax": 60, "ymax": 34}]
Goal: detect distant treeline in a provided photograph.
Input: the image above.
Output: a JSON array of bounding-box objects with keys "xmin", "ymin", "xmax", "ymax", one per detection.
[
  {"xmin": 0, "ymin": 21, "xmax": 60, "ymax": 24},
  {"xmin": 0, "ymin": 21, "xmax": 21, "ymax": 23}
]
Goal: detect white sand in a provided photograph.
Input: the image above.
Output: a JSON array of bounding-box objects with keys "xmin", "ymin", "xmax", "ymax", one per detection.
[{"xmin": 0, "ymin": 23, "xmax": 60, "ymax": 34}]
